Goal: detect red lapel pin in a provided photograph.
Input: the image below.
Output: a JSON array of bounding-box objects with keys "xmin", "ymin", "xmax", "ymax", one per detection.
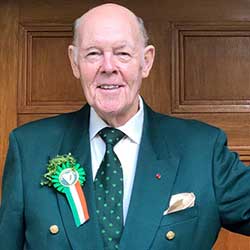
[{"xmin": 155, "ymin": 173, "xmax": 161, "ymax": 179}]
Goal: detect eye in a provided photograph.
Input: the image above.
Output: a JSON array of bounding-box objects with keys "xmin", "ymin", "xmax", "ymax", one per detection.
[
  {"xmin": 86, "ymin": 51, "xmax": 101, "ymax": 57},
  {"xmin": 84, "ymin": 50, "xmax": 102, "ymax": 62},
  {"xmin": 116, "ymin": 51, "xmax": 131, "ymax": 62},
  {"xmin": 117, "ymin": 52, "xmax": 130, "ymax": 56}
]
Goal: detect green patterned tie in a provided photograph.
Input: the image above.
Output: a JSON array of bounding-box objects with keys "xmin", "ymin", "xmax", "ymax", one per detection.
[{"xmin": 94, "ymin": 127, "xmax": 125, "ymax": 250}]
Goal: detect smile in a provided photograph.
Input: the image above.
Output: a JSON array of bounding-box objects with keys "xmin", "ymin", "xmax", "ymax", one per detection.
[{"xmin": 98, "ymin": 84, "xmax": 122, "ymax": 90}]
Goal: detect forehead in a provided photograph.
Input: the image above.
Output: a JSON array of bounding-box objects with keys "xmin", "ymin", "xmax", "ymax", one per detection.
[{"xmin": 77, "ymin": 12, "xmax": 141, "ymax": 48}]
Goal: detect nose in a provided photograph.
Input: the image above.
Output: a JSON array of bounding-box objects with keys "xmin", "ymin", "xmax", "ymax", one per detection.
[{"xmin": 101, "ymin": 53, "xmax": 117, "ymax": 74}]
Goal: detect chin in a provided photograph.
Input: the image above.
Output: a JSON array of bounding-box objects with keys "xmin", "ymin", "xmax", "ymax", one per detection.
[
  {"xmin": 99, "ymin": 105, "xmax": 128, "ymax": 119},
  {"xmin": 96, "ymin": 101, "xmax": 123, "ymax": 113},
  {"xmin": 99, "ymin": 107, "xmax": 122, "ymax": 117}
]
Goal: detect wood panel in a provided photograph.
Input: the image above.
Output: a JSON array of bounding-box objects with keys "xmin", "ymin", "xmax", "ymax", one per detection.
[
  {"xmin": 19, "ymin": 0, "xmax": 104, "ymax": 23},
  {"xmin": 140, "ymin": 21, "xmax": 170, "ymax": 114},
  {"xmin": 171, "ymin": 22, "xmax": 250, "ymax": 166},
  {"xmin": 216, "ymin": 228, "xmax": 250, "ymax": 250},
  {"xmin": 172, "ymin": 22, "xmax": 250, "ymax": 113},
  {"xmin": 18, "ymin": 114, "xmax": 59, "ymax": 126},
  {"xmin": 17, "ymin": 20, "xmax": 170, "ymax": 116},
  {"xmin": 0, "ymin": 0, "xmax": 18, "ymax": 195},
  {"xmin": 18, "ymin": 23, "xmax": 85, "ymax": 114}
]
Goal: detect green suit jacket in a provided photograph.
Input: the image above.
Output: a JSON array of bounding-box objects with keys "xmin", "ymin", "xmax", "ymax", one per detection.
[{"xmin": 1, "ymin": 103, "xmax": 250, "ymax": 250}]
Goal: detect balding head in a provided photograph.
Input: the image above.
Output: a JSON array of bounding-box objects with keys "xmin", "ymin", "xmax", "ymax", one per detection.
[{"xmin": 72, "ymin": 3, "xmax": 149, "ymax": 47}]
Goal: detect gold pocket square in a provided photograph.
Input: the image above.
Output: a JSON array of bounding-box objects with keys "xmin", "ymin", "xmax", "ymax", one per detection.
[{"xmin": 163, "ymin": 192, "xmax": 195, "ymax": 215}]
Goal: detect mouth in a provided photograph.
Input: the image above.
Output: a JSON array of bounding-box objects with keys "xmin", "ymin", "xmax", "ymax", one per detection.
[{"xmin": 97, "ymin": 84, "xmax": 123, "ymax": 90}]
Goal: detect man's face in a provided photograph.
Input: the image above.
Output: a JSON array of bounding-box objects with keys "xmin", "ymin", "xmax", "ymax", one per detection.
[{"xmin": 69, "ymin": 7, "xmax": 154, "ymax": 125}]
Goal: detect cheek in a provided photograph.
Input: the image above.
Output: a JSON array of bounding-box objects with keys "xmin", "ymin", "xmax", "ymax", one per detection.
[
  {"xmin": 79, "ymin": 63, "xmax": 98, "ymax": 84},
  {"xmin": 122, "ymin": 66, "xmax": 143, "ymax": 88},
  {"xmin": 78, "ymin": 67, "xmax": 97, "ymax": 98}
]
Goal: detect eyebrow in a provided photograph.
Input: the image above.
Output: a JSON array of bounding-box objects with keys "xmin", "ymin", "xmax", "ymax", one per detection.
[
  {"xmin": 81, "ymin": 46, "xmax": 100, "ymax": 51},
  {"xmin": 81, "ymin": 41, "xmax": 135, "ymax": 51},
  {"xmin": 114, "ymin": 41, "xmax": 135, "ymax": 50},
  {"xmin": 115, "ymin": 44, "xmax": 134, "ymax": 50}
]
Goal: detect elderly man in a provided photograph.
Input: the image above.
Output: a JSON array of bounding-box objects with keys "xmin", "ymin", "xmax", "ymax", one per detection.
[{"xmin": 1, "ymin": 3, "xmax": 250, "ymax": 250}]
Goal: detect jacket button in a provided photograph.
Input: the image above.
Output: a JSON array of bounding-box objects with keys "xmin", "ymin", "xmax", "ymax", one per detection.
[
  {"xmin": 166, "ymin": 230, "xmax": 175, "ymax": 240},
  {"xmin": 49, "ymin": 225, "xmax": 59, "ymax": 234}
]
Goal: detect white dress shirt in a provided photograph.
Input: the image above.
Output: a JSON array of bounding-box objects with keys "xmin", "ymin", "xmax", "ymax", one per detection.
[{"xmin": 89, "ymin": 97, "xmax": 144, "ymax": 223}]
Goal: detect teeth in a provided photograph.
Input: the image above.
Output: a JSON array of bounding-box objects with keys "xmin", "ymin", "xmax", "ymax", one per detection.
[{"xmin": 99, "ymin": 85, "xmax": 119, "ymax": 89}]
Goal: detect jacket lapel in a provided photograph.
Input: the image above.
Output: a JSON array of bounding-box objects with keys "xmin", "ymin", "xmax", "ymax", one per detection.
[
  {"xmin": 55, "ymin": 105, "xmax": 103, "ymax": 250},
  {"xmin": 119, "ymin": 104, "xmax": 181, "ymax": 250}
]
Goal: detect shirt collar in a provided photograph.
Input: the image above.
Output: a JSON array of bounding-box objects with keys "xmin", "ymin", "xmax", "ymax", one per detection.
[{"xmin": 89, "ymin": 96, "xmax": 144, "ymax": 144}]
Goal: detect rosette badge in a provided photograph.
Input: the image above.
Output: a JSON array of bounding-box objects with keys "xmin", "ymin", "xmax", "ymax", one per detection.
[{"xmin": 41, "ymin": 153, "xmax": 89, "ymax": 227}]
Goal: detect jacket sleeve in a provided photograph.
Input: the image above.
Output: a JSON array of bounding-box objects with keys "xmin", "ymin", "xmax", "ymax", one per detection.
[
  {"xmin": 213, "ymin": 129, "xmax": 250, "ymax": 235},
  {"xmin": 0, "ymin": 132, "xmax": 25, "ymax": 249}
]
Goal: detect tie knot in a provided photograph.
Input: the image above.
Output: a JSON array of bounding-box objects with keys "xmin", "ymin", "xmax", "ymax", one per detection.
[{"xmin": 98, "ymin": 127, "xmax": 125, "ymax": 146}]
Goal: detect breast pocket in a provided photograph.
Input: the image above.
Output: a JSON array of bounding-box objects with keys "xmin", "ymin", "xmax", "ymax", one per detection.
[
  {"xmin": 149, "ymin": 206, "xmax": 199, "ymax": 250},
  {"xmin": 160, "ymin": 205, "xmax": 198, "ymax": 226}
]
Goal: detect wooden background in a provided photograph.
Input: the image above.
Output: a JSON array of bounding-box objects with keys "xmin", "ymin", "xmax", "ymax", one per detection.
[{"xmin": 1, "ymin": 0, "xmax": 250, "ymax": 249}]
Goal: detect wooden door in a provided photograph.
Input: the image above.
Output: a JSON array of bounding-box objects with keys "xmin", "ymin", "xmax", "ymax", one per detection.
[{"xmin": 1, "ymin": 0, "xmax": 250, "ymax": 249}]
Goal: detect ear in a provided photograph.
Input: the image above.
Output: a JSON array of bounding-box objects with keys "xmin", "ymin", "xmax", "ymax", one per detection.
[
  {"xmin": 68, "ymin": 45, "xmax": 80, "ymax": 79},
  {"xmin": 141, "ymin": 45, "xmax": 155, "ymax": 78}
]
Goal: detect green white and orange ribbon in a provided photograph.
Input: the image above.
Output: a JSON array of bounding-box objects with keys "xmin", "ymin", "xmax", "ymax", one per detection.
[
  {"xmin": 51, "ymin": 161, "xmax": 89, "ymax": 227},
  {"xmin": 41, "ymin": 153, "xmax": 89, "ymax": 227}
]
